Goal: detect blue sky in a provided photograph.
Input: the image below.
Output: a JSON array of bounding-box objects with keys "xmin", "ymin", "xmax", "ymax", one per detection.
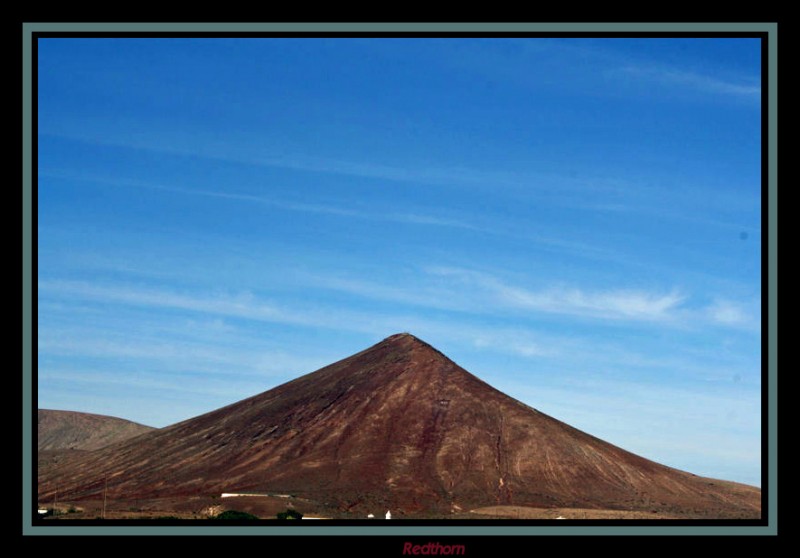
[{"xmin": 37, "ymin": 37, "xmax": 762, "ymax": 487}]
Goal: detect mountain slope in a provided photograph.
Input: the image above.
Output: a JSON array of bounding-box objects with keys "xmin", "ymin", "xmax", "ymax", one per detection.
[
  {"xmin": 37, "ymin": 333, "xmax": 760, "ymax": 518},
  {"xmin": 38, "ymin": 409, "xmax": 156, "ymax": 451}
]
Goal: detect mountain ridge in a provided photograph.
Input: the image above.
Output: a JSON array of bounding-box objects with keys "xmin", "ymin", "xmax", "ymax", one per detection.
[
  {"xmin": 37, "ymin": 333, "xmax": 760, "ymax": 518},
  {"xmin": 38, "ymin": 409, "xmax": 156, "ymax": 452}
]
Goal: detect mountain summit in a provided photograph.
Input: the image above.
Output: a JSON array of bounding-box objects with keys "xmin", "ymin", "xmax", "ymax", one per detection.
[{"xmin": 38, "ymin": 333, "xmax": 760, "ymax": 518}]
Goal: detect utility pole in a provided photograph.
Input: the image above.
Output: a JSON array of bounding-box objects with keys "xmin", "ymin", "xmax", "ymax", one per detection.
[
  {"xmin": 102, "ymin": 477, "xmax": 108, "ymax": 519},
  {"xmin": 53, "ymin": 483, "xmax": 58, "ymax": 515}
]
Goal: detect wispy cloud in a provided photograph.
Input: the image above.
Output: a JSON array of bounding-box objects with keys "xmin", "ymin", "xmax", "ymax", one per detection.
[
  {"xmin": 517, "ymin": 38, "xmax": 760, "ymax": 102},
  {"xmin": 38, "ymin": 128, "xmax": 643, "ymax": 211},
  {"xmin": 497, "ymin": 283, "xmax": 685, "ymax": 321},
  {"xmin": 428, "ymin": 266, "xmax": 687, "ymax": 322},
  {"xmin": 39, "ymin": 169, "xmax": 477, "ymax": 231},
  {"xmin": 427, "ymin": 266, "xmax": 762, "ymax": 332},
  {"xmin": 40, "ymin": 127, "xmax": 760, "ymax": 247},
  {"xmin": 39, "ymin": 130, "xmax": 523, "ymax": 191},
  {"xmin": 441, "ymin": 38, "xmax": 760, "ymax": 103},
  {"xmin": 37, "ymin": 278, "xmax": 435, "ymax": 339},
  {"xmin": 38, "ymin": 271, "xmax": 760, "ymax": 377},
  {"xmin": 614, "ymin": 65, "xmax": 761, "ymax": 100},
  {"xmin": 38, "ymin": 328, "xmax": 328, "ymax": 379},
  {"xmin": 468, "ymin": 331, "xmax": 554, "ymax": 358},
  {"xmin": 705, "ymin": 298, "xmax": 760, "ymax": 331},
  {"xmin": 390, "ymin": 213, "xmax": 476, "ymax": 229},
  {"xmin": 42, "ymin": 168, "xmax": 635, "ymax": 267},
  {"xmin": 38, "ymin": 274, "xmax": 761, "ymax": 441},
  {"xmin": 289, "ymin": 265, "xmax": 761, "ymax": 334},
  {"xmin": 38, "ymin": 279, "xmax": 291, "ymax": 325},
  {"xmin": 301, "ymin": 275, "xmax": 453, "ymax": 311},
  {"xmin": 36, "ymin": 278, "xmax": 571, "ymax": 364},
  {"xmin": 41, "ymin": 367, "xmax": 235, "ymax": 395}
]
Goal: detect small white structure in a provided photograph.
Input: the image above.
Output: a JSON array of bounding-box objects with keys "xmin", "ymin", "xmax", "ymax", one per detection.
[
  {"xmin": 367, "ymin": 514, "xmax": 375, "ymax": 518},
  {"xmin": 385, "ymin": 510, "xmax": 392, "ymax": 520}
]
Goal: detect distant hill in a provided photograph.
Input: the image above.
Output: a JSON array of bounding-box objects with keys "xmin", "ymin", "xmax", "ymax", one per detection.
[
  {"xmin": 38, "ymin": 409, "xmax": 156, "ymax": 451},
  {"xmin": 37, "ymin": 334, "xmax": 760, "ymax": 518}
]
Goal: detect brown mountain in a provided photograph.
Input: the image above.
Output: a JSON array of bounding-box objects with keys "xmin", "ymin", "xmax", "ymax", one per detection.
[
  {"xmin": 38, "ymin": 409, "xmax": 155, "ymax": 451},
  {"xmin": 37, "ymin": 333, "xmax": 760, "ymax": 518}
]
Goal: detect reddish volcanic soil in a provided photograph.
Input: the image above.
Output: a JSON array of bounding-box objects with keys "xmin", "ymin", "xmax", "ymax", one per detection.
[{"xmin": 37, "ymin": 333, "xmax": 760, "ymax": 519}]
